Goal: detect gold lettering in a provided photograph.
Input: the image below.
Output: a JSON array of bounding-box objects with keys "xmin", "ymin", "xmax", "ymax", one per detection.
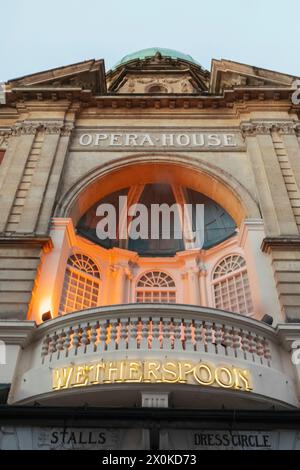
[
  {"xmin": 233, "ymin": 368, "xmax": 253, "ymax": 392},
  {"xmin": 52, "ymin": 367, "xmax": 74, "ymax": 390},
  {"xmin": 126, "ymin": 361, "xmax": 142, "ymax": 382},
  {"xmin": 215, "ymin": 366, "xmax": 234, "ymax": 388},
  {"xmin": 193, "ymin": 363, "xmax": 214, "ymax": 386},
  {"xmin": 179, "ymin": 361, "xmax": 194, "ymax": 383},
  {"xmin": 51, "ymin": 360, "xmax": 252, "ymax": 392},
  {"xmin": 162, "ymin": 361, "xmax": 180, "ymax": 383},
  {"xmin": 143, "ymin": 360, "xmax": 162, "ymax": 382}
]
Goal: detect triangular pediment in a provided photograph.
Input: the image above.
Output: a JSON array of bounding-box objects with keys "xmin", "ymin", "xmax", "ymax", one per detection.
[
  {"xmin": 6, "ymin": 59, "xmax": 107, "ymax": 94},
  {"xmin": 211, "ymin": 59, "xmax": 299, "ymax": 93}
]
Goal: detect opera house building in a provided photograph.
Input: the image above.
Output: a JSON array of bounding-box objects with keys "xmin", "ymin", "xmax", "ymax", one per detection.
[{"xmin": 1, "ymin": 48, "xmax": 300, "ymax": 450}]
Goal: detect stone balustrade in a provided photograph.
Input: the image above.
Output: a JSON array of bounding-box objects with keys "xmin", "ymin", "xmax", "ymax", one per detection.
[{"xmin": 39, "ymin": 304, "xmax": 273, "ymax": 367}]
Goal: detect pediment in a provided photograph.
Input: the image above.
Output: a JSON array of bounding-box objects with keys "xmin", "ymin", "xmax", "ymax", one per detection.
[
  {"xmin": 211, "ymin": 59, "xmax": 299, "ymax": 93},
  {"xmin": 6, "ymin": 59, "xmax": 107, "ymax": 94}
]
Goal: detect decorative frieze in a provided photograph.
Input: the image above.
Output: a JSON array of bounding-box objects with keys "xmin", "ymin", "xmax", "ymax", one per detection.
[
  {"xmin": 10, "ymin": 121, "xmax": 73, "ymax": 137},
  {"xmin": 0, "ymin": 129, "xmax": 11, "ymax": 149},
  {"xmin": 241, "ymin": 121, "xmax": 299, "ymax": 137}
]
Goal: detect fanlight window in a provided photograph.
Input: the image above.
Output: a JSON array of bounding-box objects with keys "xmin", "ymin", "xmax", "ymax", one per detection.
[
  {"xmin": 59, "ymin": 254, "xmax": 101, "ymax": 315},
  {"xmin": 136, "ymin": 271, "xmax": 176, "ymax": 304},
  {"xmin": 212, "ymin": 254, "xmax": 253, "ymax": 315}
]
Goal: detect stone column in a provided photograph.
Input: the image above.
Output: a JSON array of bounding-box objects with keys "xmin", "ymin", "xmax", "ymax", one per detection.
[
  {"xmin": 28, "ymin": 218, "xmax": 74, "ymax": 321},
  {"xmin": 238, "ymin": 218, "xmax": 282, "ymax": 323},
  {"xmin": 198, "ymin": 263, "xmax": 208, "ymax": 307},
  {"xmin": 0, "ymin": 122, "xmax": 39, "ymax": 232},
  {"xmin": 281, "ymin": 125, "xmax": 300, "ymax": 204},
  {"xmin": 241, "ymin": 122, "xmax": 298, "ymax": 236},
  {"xmin": 109, "ymin": 264, "xmax": 128, "ymax": 304}
]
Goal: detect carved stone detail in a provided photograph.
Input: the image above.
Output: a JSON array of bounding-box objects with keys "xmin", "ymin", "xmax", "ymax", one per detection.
[
  {"xmin": 241, "ymin": 121, "xmax": 298, "ymax": 137},
  {"xmin": 0, "ymin": 130, "xmax": 11, "ymax": 149},
  {"xmin": 10, "ymin": 121, "xmax": 73, "ymax": 137},
  {"xmin": 11, "ymin": 122, "xmax": 40, "ymax": 136}
]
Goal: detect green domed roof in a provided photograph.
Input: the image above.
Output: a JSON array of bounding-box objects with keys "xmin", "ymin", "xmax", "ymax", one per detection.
[{"xmin": 112, "ymin": 47, "xmax": 200, "ymax": 69}]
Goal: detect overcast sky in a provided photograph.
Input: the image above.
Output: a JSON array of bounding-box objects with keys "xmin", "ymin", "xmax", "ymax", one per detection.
[{"xmin": 0, "ymin": 0, "xmax": 299, "ymax": 81}]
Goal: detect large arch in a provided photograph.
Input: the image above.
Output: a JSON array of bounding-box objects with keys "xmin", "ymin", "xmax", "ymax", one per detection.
[{"xmin": 55, "ymin": 153, "xmax": 260, "ymax": 226}]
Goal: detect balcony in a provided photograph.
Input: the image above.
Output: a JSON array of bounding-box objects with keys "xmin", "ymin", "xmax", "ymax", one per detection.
[{"xmin": 4, "ymin": 304, "xmax": 299, "ymax": 409}]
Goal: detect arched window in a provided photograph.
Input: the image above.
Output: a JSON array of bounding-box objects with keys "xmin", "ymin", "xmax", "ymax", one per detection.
[
  {"xmin": 59, "ymin": 253, "xmax": 101, "ymax": 315},
  {"xmin": 212, "ymin": 254, "xmax": 253, "ymax": 315},
  {"xmin": 136, "ymin": 271, "xmax": 176, "ymax": 304}
]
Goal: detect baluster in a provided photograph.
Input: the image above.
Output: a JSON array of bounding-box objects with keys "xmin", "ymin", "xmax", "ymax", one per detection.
[
  {"xmin": 118, "ymin": 318, "xmax": 127, "ymax": 351},
  {"xmin": 56, "ymin": 329, "xmax": 66, "ymax": 360},
  {"xmin": 162, "ymin": 317, "xmax": 172, "ymax": 352},
  {"xmin": 87, "ymin": 321, "xmax": 98, "ymax": 354},
  {"xmin": 180, "ymin": 319, "xmax": 186, "ymax": 350},
  {"xmin": 105, "ymin": 319, "xmax": 114, "ymax": 351},
  {"xmin": 128, "ymin": 317, "xmax": 138, "ymax": 351},
  {"xmin": 158, "ymin": 318, "xmax": 164, "ymax": 350},
  {"xmin": 214, "ymin": 323, "xmax": 223, "ymax": 355},
  {"xmin": 223, "ymin": 325, "xmax": 233, "ymax": 357},
  {"xmin": 169, "ymin": 317, "xmax": 175, "ymax": 350},
  {"xmin": 136, "ymin": 318, "xmax": 142, "ymax": 349},
  {"xmin": 69, "ymin": 325, "xmax": 81, "ymax": 357},
  {"xmin": 240, "ymin": 328, "xmax": 250, "ymax": 361},
  {"xmin": 173, "ymin": 319, "xmax": 182, "ymax": 351},
  {"xmin": 204, "ymin": 321, "xmax": 215, "ymax": 354},
  {"xmin": 148, "ymin": 318, "xmax": 154, "ymax": 350},
  {"xmin": 97, "ymin": 319, "xmax": 107, "ymax": 353},
  {"xmin": 185, "ymin": 319, "xmax": 194, "ymax": 351},
  {"xmin": 139, "ymin": 317, "xmax": 148, "ymax": 350},
  {"xmin": 263, "ymin": 338, "xmax": 272, "ymax": 367},
  {"xmin": 255, "ymin": 335, "xmax": 265, "ymax": 364},
  {"xmin": 231, "ymin": 327, "xmax": 241, "ymax": 358},
  {"xmin": 151, "ymin": 317, "xmax": 160, "ymax": 350},
  {"xmin": 48, "ymin": 332, "xmax": 58, "ymax": 361},
  {"xmin": 115, "ymin": 319, "xmax": 122, "ymax": 351},
  {"xmin": 41, "ymin": 335, "xmax": 50, "ymax": 364},
  {"xmin": 248, "ymin": 331, "xmax": 257, "ymax": 362},
  {"xmin": 81, "ymin": 323, "xmax": 90, "ymax": 354},
  {"xmin": 193, "ymin": 320, "xmax": 203, "ymax": 352},
  {"xmin": 64, "ymin": 326, "xmax": 73, "ymax": 357}
]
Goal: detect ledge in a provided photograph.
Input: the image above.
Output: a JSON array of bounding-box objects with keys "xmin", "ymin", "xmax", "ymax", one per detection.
[
  {"xmin": 0, "ymin": 236, "xmax": 53, "ymax": 252},
  {"xmin": 261, "ymin": 237, "xmax": 300, "ymax": 253}
]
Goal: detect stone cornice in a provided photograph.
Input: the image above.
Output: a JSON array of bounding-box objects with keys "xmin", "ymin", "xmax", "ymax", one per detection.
[
  {"xmin": 261, "ymin": 236, "xmax": 300, "ymax": 253},
  {"xmin": 0, "ymin": 236, "xmax": 53, "ymax": 252},
  {"xmin": 0, "ymin": 321, "xmax": 36, "ymax": 346},
  {"xmin": 3, "ymin": 86, "xmax": 295, "ymax": 110}
]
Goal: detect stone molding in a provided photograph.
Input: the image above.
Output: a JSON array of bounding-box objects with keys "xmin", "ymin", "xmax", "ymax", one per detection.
[
  {"xmin": 0, "ymin": 129, "xmax": 12, "ymax": 149},
  {"xmin": 241, "ymin": 121, "xmax": 299, "ymax": 136},
  {"xmin": 11, "ymin": 121, "xmax": 74, "ymax": 137},
  {"xmin": 261, "ymin": 236, "xmax": 300, "ymax": 253}
]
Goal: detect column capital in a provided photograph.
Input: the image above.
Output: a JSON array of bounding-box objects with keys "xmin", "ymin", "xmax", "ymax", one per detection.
[
  {"xmin": 0, "ymin": 129, "xmax": 12, "ymax": 149},
  {"xmin": 241, "ymin": 120, "xmax": 297, "ymax": 137}
]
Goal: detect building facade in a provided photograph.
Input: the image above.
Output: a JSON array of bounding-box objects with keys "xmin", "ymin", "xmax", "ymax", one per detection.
[{"xmin": 1, "ymin": 48, "xmax": 300, "ymax": 450}]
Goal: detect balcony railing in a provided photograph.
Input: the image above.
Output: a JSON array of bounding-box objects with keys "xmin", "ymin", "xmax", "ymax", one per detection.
[{"xmin": 39, "ymin": 304, "xmax": 274, "ymax": 368}]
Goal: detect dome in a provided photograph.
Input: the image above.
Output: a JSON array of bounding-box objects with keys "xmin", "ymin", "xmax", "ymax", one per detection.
[{"xmin": 112, "ymin": 47, "xmax": 200, "ymax": 70}]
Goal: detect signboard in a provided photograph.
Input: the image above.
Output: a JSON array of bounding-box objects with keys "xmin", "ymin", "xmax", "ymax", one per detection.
[
  {"xmin": 0, "ymin": 427, "xmax": 147, "ymax": 450},
  {"xmin": 71, "ymin": 129, "xmax": 245, "ymax": 151},
  {"xmin": 163, "ymin": 429, "xmax": 300, "ymax": 450},
  {"xmin": 52, "ymin": 359, "xmax": 252, "ymax": 392}
]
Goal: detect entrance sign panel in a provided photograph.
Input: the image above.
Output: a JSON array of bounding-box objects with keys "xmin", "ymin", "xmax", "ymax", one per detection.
[{"xmin": 72, "ymin": 129, "xmax": 245, "ymax": 151}]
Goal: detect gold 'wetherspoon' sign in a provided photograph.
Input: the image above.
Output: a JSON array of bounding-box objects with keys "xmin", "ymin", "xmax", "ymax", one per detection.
[{"xmin": 52, "ymin": 360, "xmax": 252, "ymax": 392}]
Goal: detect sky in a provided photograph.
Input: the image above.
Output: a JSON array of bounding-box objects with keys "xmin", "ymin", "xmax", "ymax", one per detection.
[{"xmin": 0, "ymin": 0, "xmax": 299, "ymax": 81}]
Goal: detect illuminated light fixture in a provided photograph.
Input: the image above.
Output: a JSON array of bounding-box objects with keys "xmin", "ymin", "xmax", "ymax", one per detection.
[{"xmin": 41, "ymin": 311, "xmax": 52, "ymax": 322}]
